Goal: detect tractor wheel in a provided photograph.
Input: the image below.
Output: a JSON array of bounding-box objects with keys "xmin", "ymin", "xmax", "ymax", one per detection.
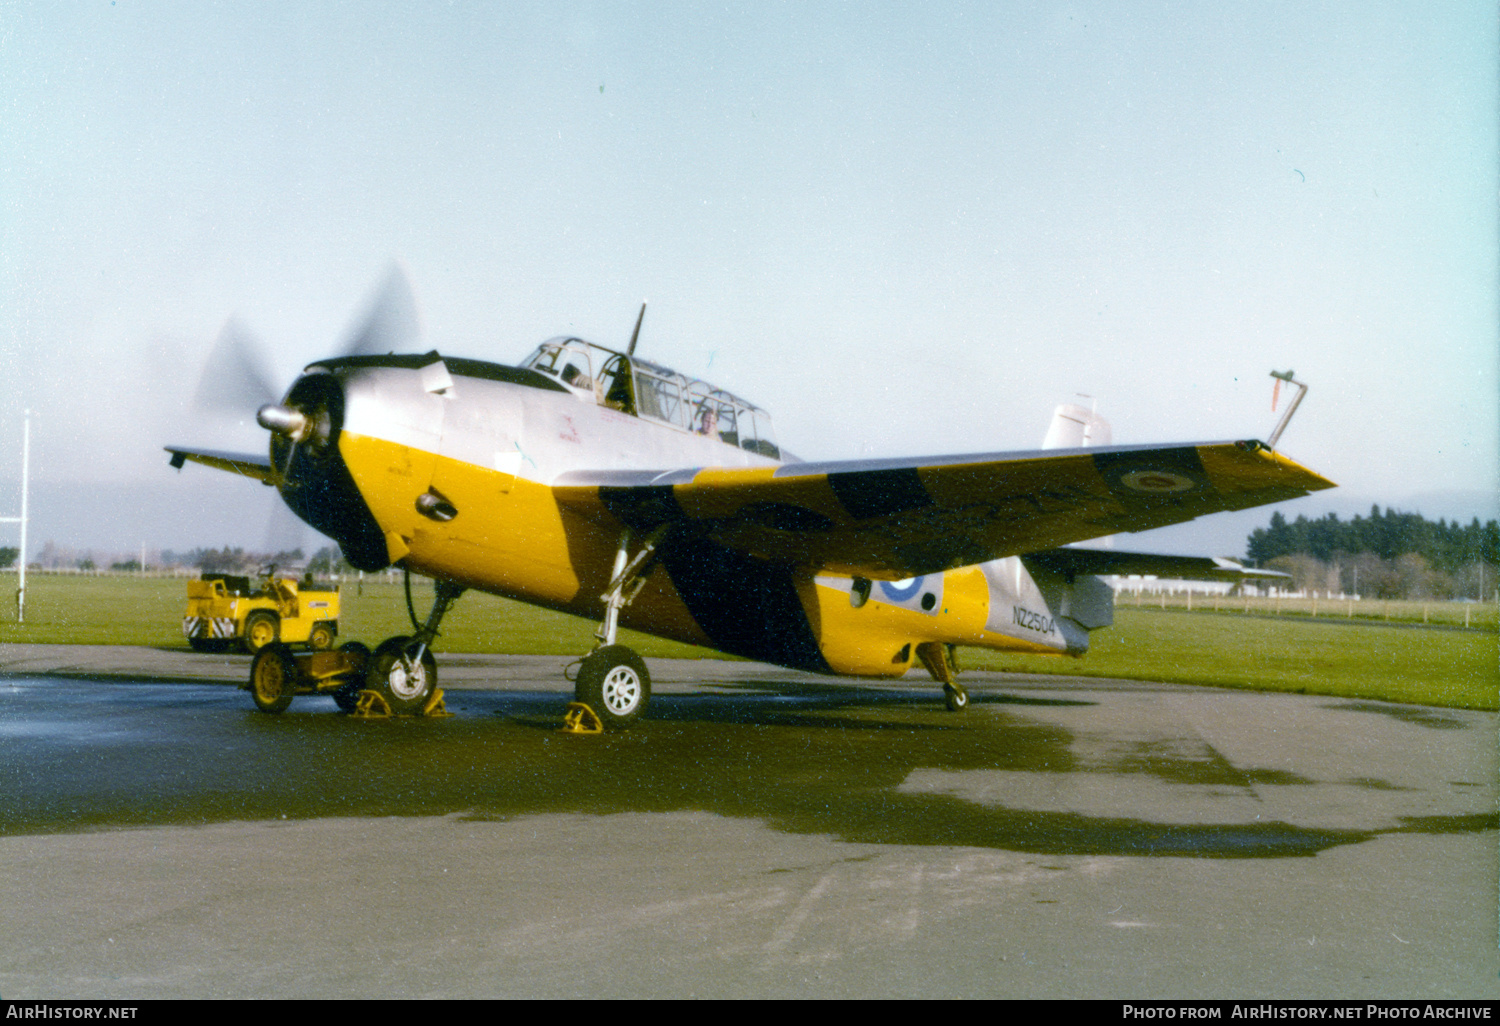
[
  {"xmin": 243, "ymin": 611, "xmax": 280, "ymax": 654},
  {"xmin": 307, "ymin": 622, "xmax": 335, "ymax": 651},
  {"xmin": 332, "ymin": 641, "xmax": 371, "ymax": 713},
  {"xmin": 249, "ymin": 643, "xmax": 297, "ymax": 714}
]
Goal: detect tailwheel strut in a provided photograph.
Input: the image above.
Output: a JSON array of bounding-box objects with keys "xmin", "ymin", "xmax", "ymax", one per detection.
[
  {"xmin": 917, "ymin": 641, "xmax": 968, "ymax": 712},
  {"xmin": 572, "ymin": 525, "xmax": 670, "ymax": 730}
]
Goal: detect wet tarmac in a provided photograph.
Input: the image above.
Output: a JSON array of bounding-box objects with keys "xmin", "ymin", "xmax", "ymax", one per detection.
[{"xmin": 1, "ymin": 644, "xmax": 1496, "ymax": 999}]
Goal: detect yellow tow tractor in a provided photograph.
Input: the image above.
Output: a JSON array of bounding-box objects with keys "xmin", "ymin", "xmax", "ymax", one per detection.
[
  {"xmin": 182, "ymin": 567, "xmax": 340, "ymax": 654},
  {"xmin": 244, "ymin": 579, "xmax": 463, "ymax": 717},
  {"xmin": 246, "ymin": 639, "xmax": 449, "ymax": 717}
]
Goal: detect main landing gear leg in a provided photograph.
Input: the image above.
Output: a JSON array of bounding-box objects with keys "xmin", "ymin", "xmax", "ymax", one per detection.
[
  {"xmin": 364, "ymin": 577, "xmax": 466, "ymax": 716},
  {"xmin": 917, "ymin": 641, "xmax": 968, "ymax": 712},
  {"xmin": 572, "ymin": 526, "xmax": 669, "ymax": 730}
]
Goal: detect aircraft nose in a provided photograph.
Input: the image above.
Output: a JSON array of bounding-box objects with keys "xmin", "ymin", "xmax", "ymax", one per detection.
[{"xmin": 270, "ymin": 372, "xmax": 391, "ymax": 572}]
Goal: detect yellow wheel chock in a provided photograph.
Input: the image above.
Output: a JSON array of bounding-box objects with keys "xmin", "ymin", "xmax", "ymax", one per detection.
[
  {"xmin": 352, "ymin": 690, "xmax": 392, "ymax": 719},
  {"xmin": 420, "ymin": 688, "xmax": 452, "ymax": 718},
  {"xmin": 351, "ymin": 687, "xmax": 451, "ymax": 719},
  {"xmin": 561, "ymin": 702, "xmax": 603, "ymax": 734}
]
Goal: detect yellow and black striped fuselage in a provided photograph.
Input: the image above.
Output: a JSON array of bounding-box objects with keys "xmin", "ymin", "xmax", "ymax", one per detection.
[{"xmin": 282, "ymin": 359, "xmax": 1091, "ymax": 677}]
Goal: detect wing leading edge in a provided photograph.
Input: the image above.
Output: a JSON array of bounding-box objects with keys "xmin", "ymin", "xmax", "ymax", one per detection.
[
  {"xmin": 165, "ymin": 446, "xmax": 275, "ymax": 485},
  {"xmin": 553, "ymin": 440, "xmax": 1335, "ymax": 579}
]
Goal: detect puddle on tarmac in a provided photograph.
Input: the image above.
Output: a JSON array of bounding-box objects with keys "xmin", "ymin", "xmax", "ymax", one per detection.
[
  {"xmin": 1321, "ymin": 700, "xmax": 1469, "ymax": 730},
  {"xmin": 2, "ymin": 677, "xmax": 1493, "ymax": 858}
]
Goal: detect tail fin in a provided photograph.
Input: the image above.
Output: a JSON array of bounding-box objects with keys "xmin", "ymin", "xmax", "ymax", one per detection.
[
  {"xmin": 1042, "ymin": 402, "xmax": 1112, "ymax": 449},
  {"xmin": 1042, "ymin": 401, "xmax": 1114, "ymax": 548}
]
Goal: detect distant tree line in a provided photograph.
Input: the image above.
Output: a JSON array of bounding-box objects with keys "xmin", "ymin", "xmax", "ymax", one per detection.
[
  {"xmin": 171, "ymin": 545, "xmax": 356, "ymax": 576},
  {"xmin": 164, "ymin": 546, "xmax": 308, "ymax": 574},
  {"xmin": 17, "ymin": 542, "xmax": 359, "ymax": 574},
  {"xmin": 306, "ymin": 546, "xmax": 356, "ymax": 575},
  {"xmin": 1246, "ymin": 507, "xmax": 1500, "ymax": 600}
]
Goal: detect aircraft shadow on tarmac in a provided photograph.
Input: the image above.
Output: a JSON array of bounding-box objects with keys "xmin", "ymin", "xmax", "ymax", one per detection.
[
  {"xmin": 7, "ymin": 677, "xmax": 1493, "ymax": 860},
  {"xmin": 686, "ymin": 677, "xmax": 1099, "ymax": 706},
  {"xmin": 582, "ymin": 678, "xmax": 1097, "ymax": 731}
]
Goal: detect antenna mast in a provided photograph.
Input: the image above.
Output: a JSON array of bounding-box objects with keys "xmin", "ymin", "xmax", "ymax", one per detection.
[
  {"xmin": 626, "ymin": 302, "xmax": 647, "ymax": 357},
  {"xmin": 1266, "ymin": 370, "xmax": 1308, "ymax": 451}
]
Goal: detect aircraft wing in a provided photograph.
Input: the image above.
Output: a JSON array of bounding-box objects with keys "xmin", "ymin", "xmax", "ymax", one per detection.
[
  {"xmin": 553, "ymin": 440, "xmax": 1334, "ymax": 580},
  {"xmin": 165, "ymin": 446, "xmax": 275, "ymax": 485}
]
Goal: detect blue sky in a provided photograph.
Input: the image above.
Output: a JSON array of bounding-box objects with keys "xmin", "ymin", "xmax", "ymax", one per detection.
[{"xmin": 0, "ymin": 2, "xmax": 1495, "ymax": 554}]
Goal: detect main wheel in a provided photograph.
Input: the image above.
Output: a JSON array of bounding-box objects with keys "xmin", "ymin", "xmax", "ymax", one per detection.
[
  {"xmin": 243, "ymin": 611, "xmax": 280, "ymax": 654},
  {"xmin": 575, "ymin": 645, "xmax": 651, "ymax": 729},
  {"xmin": 332, "ymin": 641, "xmax": 371, "ymax": 713},
  {"xmin": 307, "ymin": 622, "xmax": 335, "ymax": 651},
  {"xmin": 249, "ymin": 643, "xmax": 297, "ymax": 714},
  {"xmin": 366, "ymin": 636, "xmax": 438, "ymax": 715}
]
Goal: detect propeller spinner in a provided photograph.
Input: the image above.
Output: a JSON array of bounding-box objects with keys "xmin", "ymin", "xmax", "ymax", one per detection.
[{"xmin": 183, "ymin": 265, "xmax": 425, "ymax": 571}]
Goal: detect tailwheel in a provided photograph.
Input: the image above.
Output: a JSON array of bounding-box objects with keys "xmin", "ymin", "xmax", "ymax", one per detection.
[
  {"xmin": 366, "ymin": 635, "xmax": 438, "ymax": 715},
  {"xmin": 249, "ymin": 642, "xmax": 298, "ymax": 714},
  {"xmin": 575, "ymin": 645, "xmax": 651, "ymax": 730},
  {"xmin": 943, "ymin": 682, "xmax": 969, "ymax": 713},
  {"xmin": 916, "ymin": 641, "xmax": 968, "ymax": 713}
]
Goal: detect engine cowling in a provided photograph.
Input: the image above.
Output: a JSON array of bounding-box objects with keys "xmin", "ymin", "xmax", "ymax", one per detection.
[{"xmin": 267, "ymin": 371, "xmax": 391, "ymax": 571}]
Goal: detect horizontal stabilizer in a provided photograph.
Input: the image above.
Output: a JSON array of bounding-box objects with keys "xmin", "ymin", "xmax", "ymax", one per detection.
[
  {"xmin": 165, "ymin": 446, "xmax": 275, "ymax": 485},
  {"xmin": 1042, "ymin": 403, "xmax": 1112, "ymax": 449},
  {"xmin": 1024, "ymin": 548, "xmax": 1287, "ymax": 581}
]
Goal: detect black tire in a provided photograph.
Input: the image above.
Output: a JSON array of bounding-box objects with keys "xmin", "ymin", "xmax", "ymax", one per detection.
[
  {"xmin": 332, "ymin": 641, "xmax": 371, "ymax": 713},
  {"xmin": 307, "ymin": 622, "xmax": 335, "ymax": 651},
  {"xmin": 249, "ymin": 643, "xmax": 297, "ymax": 714},
  {"xmin": 365, "ymin": 636, "xmax": 438, "ymax": 715},
  {"xmin": 575, "ymin": 645, "xmax": 651, "ymax": 729},
  {"xmin": 243, "ymin": 611, "xmax": 280, "ymax": 654},
  {"xmin": 943, "ymin": 683, "xmax": 969, "ymax": 713}
]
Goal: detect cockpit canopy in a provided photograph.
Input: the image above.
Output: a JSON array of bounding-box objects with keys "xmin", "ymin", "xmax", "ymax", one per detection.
[{"xmin": 520, "ymin": 337, "xmax": 780, "ymax": 459}]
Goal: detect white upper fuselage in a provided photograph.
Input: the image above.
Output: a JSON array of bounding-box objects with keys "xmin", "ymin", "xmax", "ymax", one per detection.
[{"xmin": 334, "ymin": 348, "xmax": 782, "ymax": 488}]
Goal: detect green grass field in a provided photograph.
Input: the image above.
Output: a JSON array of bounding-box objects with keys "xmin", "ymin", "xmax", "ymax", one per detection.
[
  {"xmin": 1117, "ymin": 588, "xmax": 1499, "ymax": 629},
  {"xmin": 0, "ymin": 573, "xmax": 724, "ymax": 658},
  {"xmin": 963, "ymin": 608, "xmax": 1497, "ymax": 711},
  {"xmin": 2, "ymin": 572, "xmax": 1495, "ymax": 711}
]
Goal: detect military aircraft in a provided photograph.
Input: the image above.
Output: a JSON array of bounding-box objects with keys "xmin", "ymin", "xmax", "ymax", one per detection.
[{"xmin": 169, "ymin": 271, "xmax": 1335, "ymax": 727}]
